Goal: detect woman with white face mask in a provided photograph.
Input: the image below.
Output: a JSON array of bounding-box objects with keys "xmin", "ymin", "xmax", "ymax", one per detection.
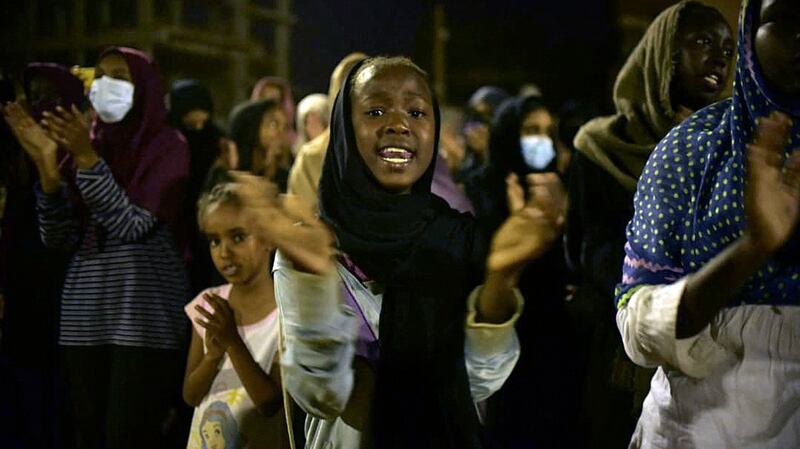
[
  {"xmin": 462, "ymin": 96, "xmax": 583, "ymax": 449},
  {"xmin": 2, "ymin": 47, "xmax": 190, "ymax": 449}
]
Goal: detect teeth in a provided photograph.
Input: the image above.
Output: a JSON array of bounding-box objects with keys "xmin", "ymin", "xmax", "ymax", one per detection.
[
  {"xmin": 704, "ymin": 75, "xmax": 719, "ymax": 86},
  {"xmin": 378, "ymin": 147, "xmax": 414, "ymax": 165}
]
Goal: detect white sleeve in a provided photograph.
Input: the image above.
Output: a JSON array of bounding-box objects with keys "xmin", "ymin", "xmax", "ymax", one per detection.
[
  {"xmin": 463, "ymin": 286, "xmax": 523, "ymax": 402},
  {"xmin": 616, "ymin": 278, "xmax": 736, "ymax": 379},
  {"xmin": 273, "ymin": 251, "xmax": 359, "ymax": 420}
]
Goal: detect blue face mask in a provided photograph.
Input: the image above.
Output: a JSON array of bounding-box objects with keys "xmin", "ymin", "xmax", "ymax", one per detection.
[{"xmin": 520, "ymin": 135, "xmax": 555, "ymax": 170}]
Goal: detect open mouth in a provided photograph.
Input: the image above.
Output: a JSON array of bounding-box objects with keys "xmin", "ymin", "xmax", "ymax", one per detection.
[
  {"xmin": 221, "ymin": 264, "xmax": 239, "ymax": 277},
  {"xmin": 377, "ymin": 146, "xmax": 415, "ymax": 167},
  {"xmin": 703, "ymin": 73, "xmax": 723, "ymax": 91}
]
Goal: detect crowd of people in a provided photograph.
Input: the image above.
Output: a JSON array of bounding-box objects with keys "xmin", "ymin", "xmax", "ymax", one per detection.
[{"xmin": 0, "ymin": 0, "xmax": 798, "ymax": 448}]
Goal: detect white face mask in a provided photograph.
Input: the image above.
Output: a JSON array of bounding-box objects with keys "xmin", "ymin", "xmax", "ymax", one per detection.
[
  {"xmin": 89, "ymin": 76, "xmax": 135, "ymax": 123},
  {"xmin": 520, "ymin": 135, "xmax": 555, "ymax": 170}
]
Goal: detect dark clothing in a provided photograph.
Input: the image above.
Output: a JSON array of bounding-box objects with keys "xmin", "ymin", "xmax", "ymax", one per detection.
[
  {"xmin": 565, "ymin": 152, "xmax": 647, "ymax": 449},
  {"xmin": 318, "ymin": 60, "xmax": 486, "ymax": 449},
  {"xmin": 466, "ymin": 96, "xmax": 584, "ymax": 449},
  {"xmin": 61, "ymin": 345, "xmax": 184, "ymax": 449},
  {"xmin": 565, "ymin": 152, "xmax": 632, "ymax": 297}
]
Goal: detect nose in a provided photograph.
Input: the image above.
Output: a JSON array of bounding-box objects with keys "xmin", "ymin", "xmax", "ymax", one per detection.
[
  {"xmin": 218, "ymin": 240, "xmax": 231, "ymax": 258},
  {"xmin": 383, "ymin": 111, "xmax": 410, "ymax": 136}
]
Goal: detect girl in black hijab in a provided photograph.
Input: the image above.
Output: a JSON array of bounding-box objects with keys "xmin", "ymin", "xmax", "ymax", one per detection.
[
  {"xmin": 168, "ymin": 79, "xmax": 225, "ymax": 295},
  {"xmin": 230, "ymin": 57, "xmax": 566, "ymax": 449}
]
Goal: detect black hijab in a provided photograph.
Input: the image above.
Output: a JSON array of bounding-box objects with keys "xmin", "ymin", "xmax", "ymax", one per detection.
[
  {"xmin": 466, "ymin": 96, "xmax": 556, "ymax": 234},
  {"xmin": 318, "ymin": 59, "xmax": 487, "ymax": 449}
]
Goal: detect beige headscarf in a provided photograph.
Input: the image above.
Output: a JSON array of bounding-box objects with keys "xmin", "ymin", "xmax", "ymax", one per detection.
[{"xmin": 574, "ymin": 0, "xmax": 696, "ymax": 191}]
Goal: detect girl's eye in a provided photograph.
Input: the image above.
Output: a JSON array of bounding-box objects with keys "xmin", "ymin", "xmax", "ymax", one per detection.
[
  {"xmin": 723, "ymin": 48, "xmax": 733, "ymax": 58},
  {"xmin": 366, "ymin": 109, "xmax": 384, "ymax": 117},
  {"xmin": 409, "ymin": 110, "xmax": 426, "ymax": 119},
  {"xmin": 208, "ymin": 238, "xmax": 220, "ymax": 248},
  {"xmin": 232, "ymin": 233, "xmax": 246, "ymax": 243}
]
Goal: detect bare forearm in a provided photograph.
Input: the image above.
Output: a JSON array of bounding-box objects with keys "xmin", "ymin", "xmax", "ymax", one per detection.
[
  {"xmin": 183, "ymin": 355, "xmax": 222, "ymax": 406},
  {"xmin": 678, "ymin": 234, "xmax": 768, "ymax": 338},
  {"xmin": 475, "ymin": 268, "xmax": 520, "ymax": 324},
  {"xmin": 227, "ymin": 339, "xmax": 282, "ymax": 416},
  {"xmin": 34, "ymin": 159, "xmax": 62, "ymax": 194}
]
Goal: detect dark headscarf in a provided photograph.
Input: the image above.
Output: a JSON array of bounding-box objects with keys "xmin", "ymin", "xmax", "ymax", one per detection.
[
  {"xmin": 80, "ymin": 47, "xmax": 189, "ymax": 244},
  {"xmin": 168, "ymin": 79, "xmax": 221, "ymax": 195},
  {"xmin": 22, "ymin": 63, "xmax": 85, "ymax": 122},
  {"xmin": 318, "ymin": 59, "xmax": 486, "ymax": 449},
  {"xmin": 469, "ymin": 86, "xmax": 510, "ymax": 112},
  {"xmin": 466, "ymin": 96, "xmax": 555, "ymax": 234},
  {"xmin": 167, "ymin": 78, "xmax": 214, "ymax": 127}
]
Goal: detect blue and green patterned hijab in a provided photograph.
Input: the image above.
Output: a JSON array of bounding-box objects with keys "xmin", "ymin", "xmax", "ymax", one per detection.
[{"xmin": 617, "ymin": 0, "xmax": 800, "ymax": 308}]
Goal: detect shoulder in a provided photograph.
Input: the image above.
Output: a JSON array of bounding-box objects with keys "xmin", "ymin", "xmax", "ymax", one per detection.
[{"xmin": 642, "ymin": 99, "xmax": 731, "ymax": 190}]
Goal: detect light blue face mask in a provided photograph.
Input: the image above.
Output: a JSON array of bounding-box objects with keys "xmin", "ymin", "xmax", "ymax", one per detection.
[{"xmin": 520, "ymin": 135, "xmax": 555, "ymax": 170}]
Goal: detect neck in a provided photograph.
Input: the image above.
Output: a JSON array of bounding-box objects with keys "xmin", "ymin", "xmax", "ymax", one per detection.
[{"xmin": 228, "ymin": 272, "xmax": 276, "ymax": 324}]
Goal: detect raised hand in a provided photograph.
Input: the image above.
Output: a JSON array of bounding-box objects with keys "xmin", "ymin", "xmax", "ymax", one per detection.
[
  {"xmin": 745, "ymin": 111, "xmax": 800, "ymax": 256},
  {"xmin": 229, "ymin": 171, "xmax": 336, "ymax": 275},
  {"xmin": 194, "ymin": 293, "xmax": 241, "ymax": 352},
  {"xmin": 487, "ymin": 172, "xmax": 567, "ymax": 273},
  {"xmin": 41, "ymin": 105, "xmax": 98, "ymax": 168},
  {"xmin": 2, "ymin": 102, "xmax": 58, "ymax": 168}
]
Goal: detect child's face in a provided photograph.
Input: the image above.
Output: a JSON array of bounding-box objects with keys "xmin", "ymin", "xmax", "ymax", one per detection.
[
  {"xmin": 350, "ymin": 65, "xmax": 436, "ymax": 193},
  {"xmin": 203, "ymin": 202, "xmax": 271, "ymax": 286}
]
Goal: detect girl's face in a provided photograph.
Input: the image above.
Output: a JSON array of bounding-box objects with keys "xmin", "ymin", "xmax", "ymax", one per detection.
[
  {"xmin": 672, "ymin": 8, "xmax": 735, "ymax": 111},
  {"xmin": 350, "ymin": 64, "xmax": 436, "ymax": 193},
  {"xmin": 95, "ymin": 53, "xmax": 133, "ymax": 83},
  {"xmin": 182, "ymin": 109, "xmax": 210, "ymax": 131},
  {"xmin": 202, "ymin": 202, "xmax": 271, "ymax": 287},
  {"xmin": 756, "ymin": 0, "xmax": 800, "ymax": 97},
  {"xmin": 520, "ymin": 108, "xmax": 554, "ymax": 137},
  {"xmin": 259, "ymin": 108, "xmax": 288, "ymax": 150}
]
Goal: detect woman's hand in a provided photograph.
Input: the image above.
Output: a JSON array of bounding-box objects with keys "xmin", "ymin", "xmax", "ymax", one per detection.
[
  {"xmin": 41, "ymin": 105, "xmax": 98, "ymax": 169},
  {"xmin": 195, "ymin": 293, "xmax": 241, "ymax": 352},
  {"xmin": 744, "ymin": 111, "xmax": 800, "ymax": 256},
  {"xmin": 229, "ymin": 171, "xmax": 336, "ymax": 275},
  {"xmin": 487, "ymin": 172, "xmax": 567, "ymax": 274},
  {"xmin": 2, "ymin": 102, "xmax": 58, "ymax": 169}
]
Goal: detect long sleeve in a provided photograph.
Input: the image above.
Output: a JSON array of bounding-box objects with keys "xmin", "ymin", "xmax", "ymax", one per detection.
[
  {"xmin": 464, "ymin": 286, "xmax": 523, "ymax": 402},
  {"xmin": 75, "ymin": 159, "xmax": 158, "ymax": 242},
  {"xmin": 273, "ymin": 251, "xmax": 359, "ymax": 420},
  {"xmin": 616, "ymin": 278, "xmax": 736, "ymax": 379},
  {"xmin": 35, "ymin": 183, "xmax": 80, "ymax": 251}
]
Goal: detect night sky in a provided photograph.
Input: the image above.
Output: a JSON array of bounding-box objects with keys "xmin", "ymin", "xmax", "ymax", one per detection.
[{"xmin": 289, "ymin": 0, "xmax": 618, "ymax": 111}]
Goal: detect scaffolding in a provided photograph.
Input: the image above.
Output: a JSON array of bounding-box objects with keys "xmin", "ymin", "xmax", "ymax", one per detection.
[{"xmin": 0, "ymin": 0, "xmax": 295, "ymax": 116}]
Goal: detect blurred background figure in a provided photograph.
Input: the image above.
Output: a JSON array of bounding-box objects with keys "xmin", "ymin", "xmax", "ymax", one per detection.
[
  {"xmin": 466, "ymin": 94, "xmax": 582, "ymax": 449},
  {"xmin": 227, "ymin": 99, "xmax": 291, "ymax": 192},
  {"xmin": 251, "ymin": 76, "xmax": 297, "ymax": 150},
  {"xmin": 0, "ymin": 64, "xmax": 80, "ymax": 449},
  {"xmin": 294, "ymin": 93, "xmax": 328, "ymax": 156},
  {"xmin": 167, "ymin": 78, "xmax": 227, "ymax": 296},
  {"xmin": 456, "ymin": 86, "xmax": 509, "ymax": 183}
]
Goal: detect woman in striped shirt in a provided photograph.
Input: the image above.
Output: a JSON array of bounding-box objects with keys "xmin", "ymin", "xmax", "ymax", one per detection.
[{"xmin": 3, "ymin": 47, "xmax": 190, "ymax": 449}]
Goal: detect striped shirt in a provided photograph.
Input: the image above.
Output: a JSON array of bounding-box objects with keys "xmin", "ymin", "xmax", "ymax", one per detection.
[{"xmin": 36, "ymin": 159, "xmax": 189, "ymax": 349}]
